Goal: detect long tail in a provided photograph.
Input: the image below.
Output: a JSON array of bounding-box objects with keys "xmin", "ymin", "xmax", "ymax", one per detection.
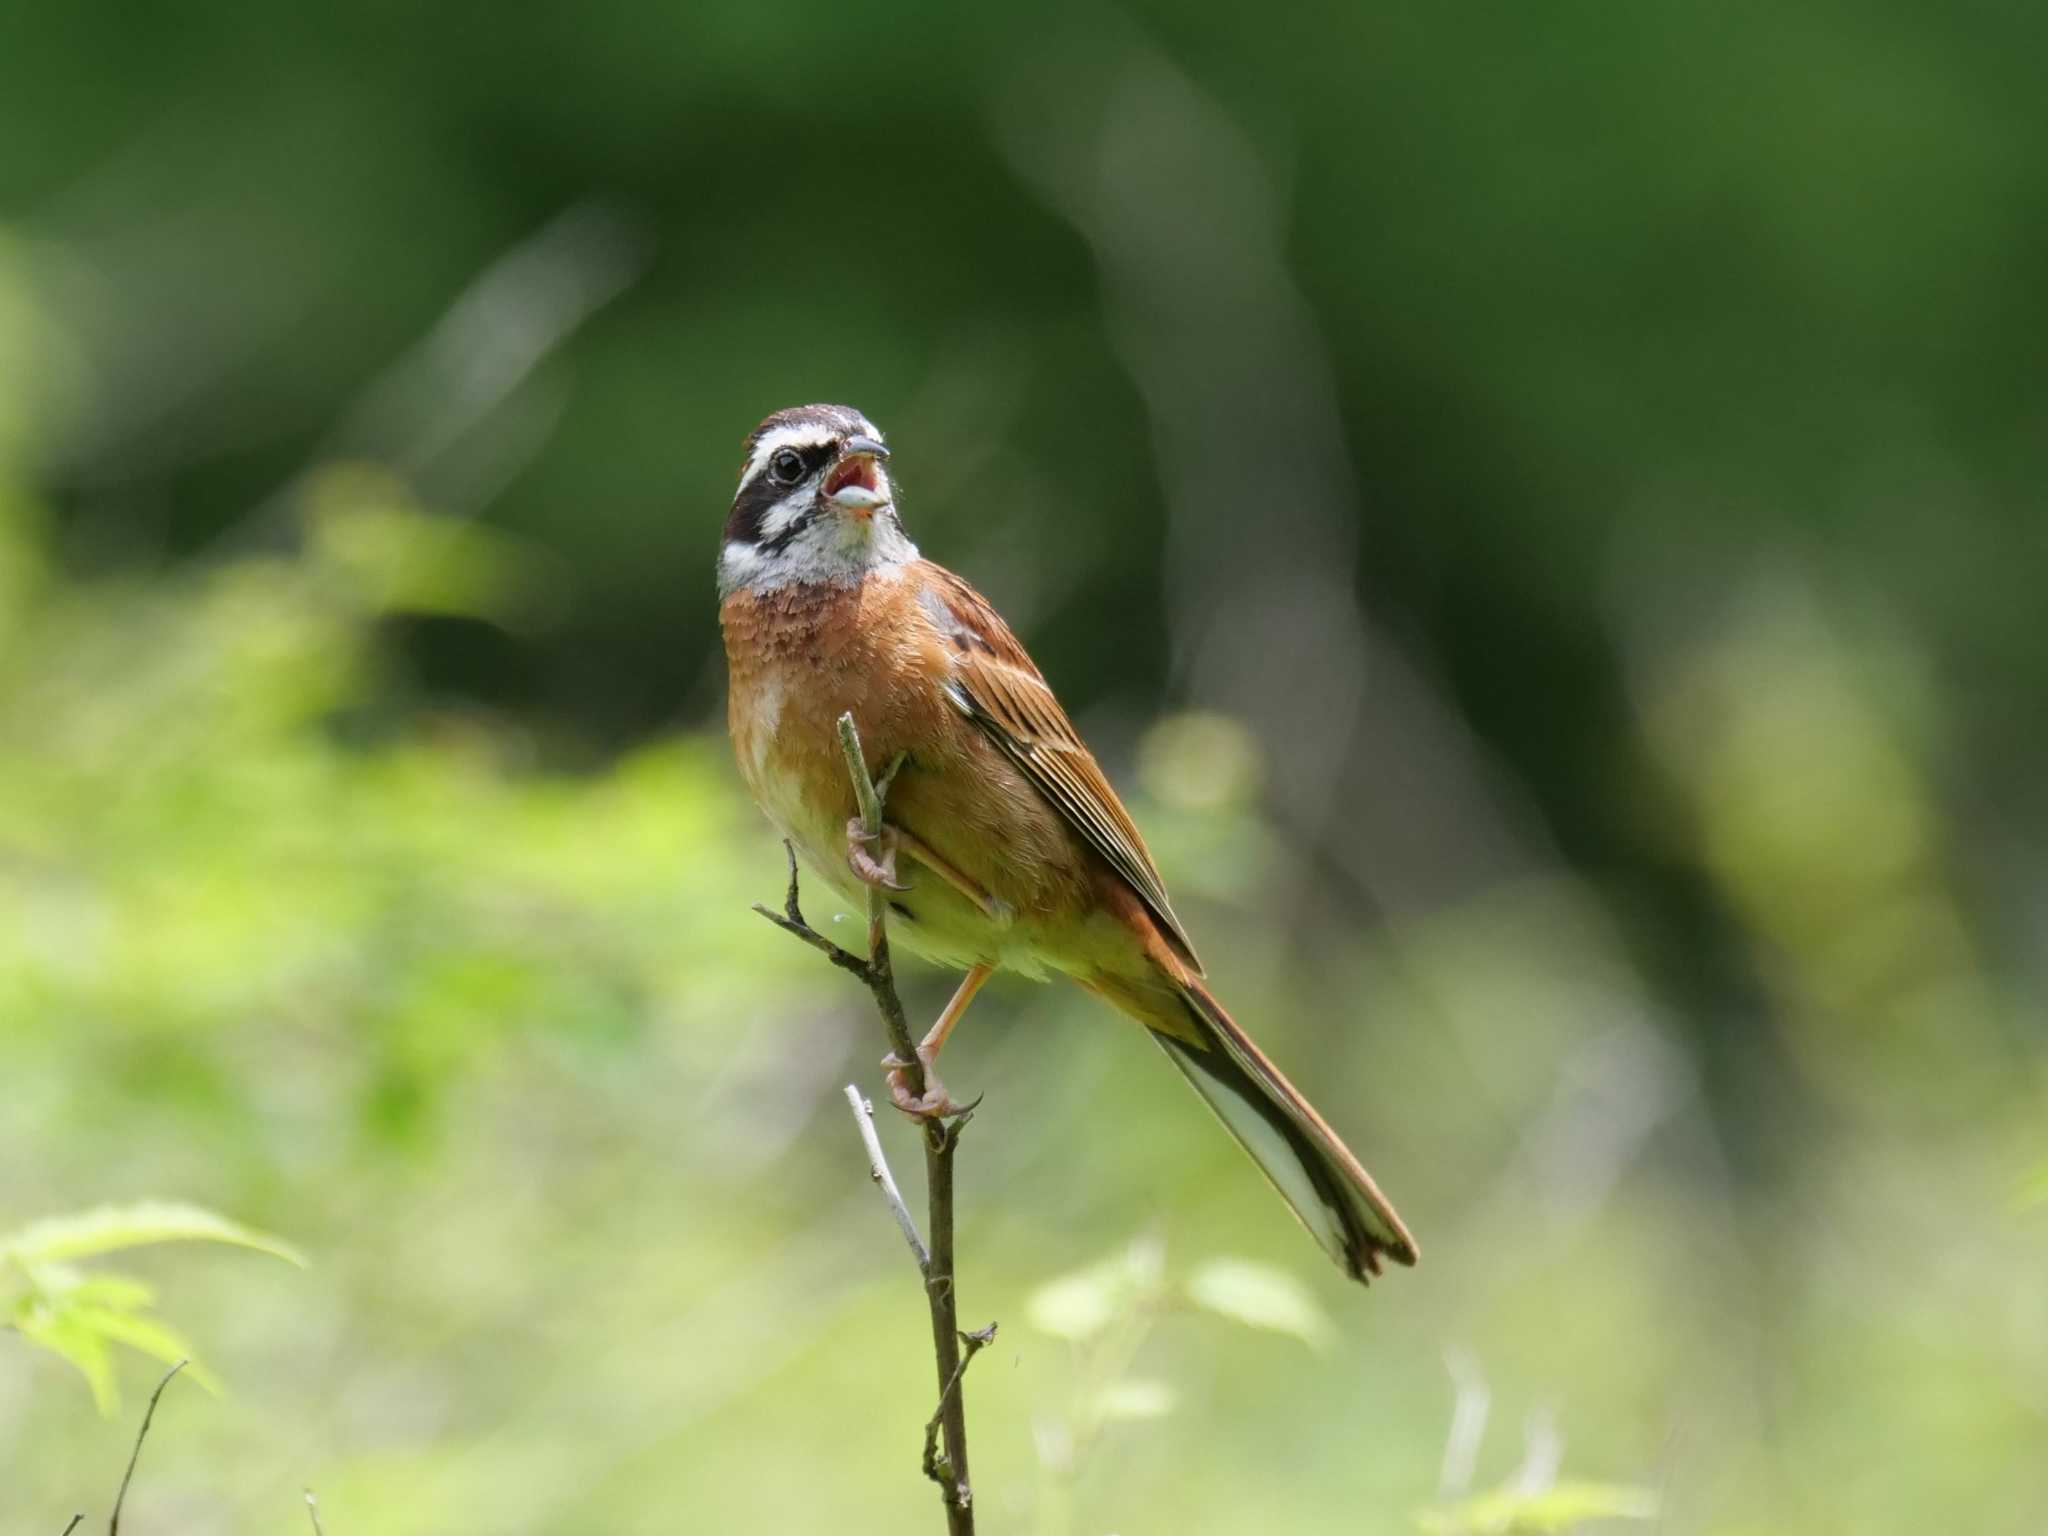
[{"xmin": 1140, "ymin": 979, "xmax": 1418, "ymax": 1283}]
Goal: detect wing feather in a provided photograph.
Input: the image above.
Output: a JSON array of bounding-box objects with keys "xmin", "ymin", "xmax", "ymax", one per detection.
[{"xmin": 917, "ymin": 565, "xmax": 1203, "ymax": 972}]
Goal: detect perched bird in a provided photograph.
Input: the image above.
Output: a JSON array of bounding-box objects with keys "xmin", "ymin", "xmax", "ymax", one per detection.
[{"xmin": 718, "ymin": 403, "xmax": 1417, "ymax": 1283}]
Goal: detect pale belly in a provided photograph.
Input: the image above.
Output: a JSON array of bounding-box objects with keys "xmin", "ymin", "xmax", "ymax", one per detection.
[
  {"xmin": 732, "ymin": 683, "xmax": 1068, "ymax": 979},
  {"xmin": 758, "ymin": 769, "xmax": 1077, "ymax": 979}
]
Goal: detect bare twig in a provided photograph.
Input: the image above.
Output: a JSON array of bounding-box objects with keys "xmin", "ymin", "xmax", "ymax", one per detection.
[
  {"xmin": 840, "ymin": 714, "xmax": 893, "ymax": 845},
  {"xmin": 833, "ymin": 716, "xmax": 922, "ymax": 1080},
  {"xmin": 752, "ymin": 842, "xmax": 873, "ymax": 982},
  {"xmin": 923, "ymin": 1323, "xmax": 998, "ymax": 1484},
  {"xmin": 109, "ymin": 1359, "xmax": 186, "ymax": 1536},
  {"xmin": 304, "ymin": 1488, "xmax": 327, "ymax": 1536},
  {"xmin": 917, "ymin": 1111, "xmax": 976, "ymax": 1534},
  {"xmin": 60, "ymin": 1516, "xmax": 83, "ymax": 1536},
  {"xmin": 844, "ymin": 1084, "xmax": 931, "ymax": 1270},
  {"xmin": 753, "ymin": 713, "xmax": 987, "ymax": 1534}
]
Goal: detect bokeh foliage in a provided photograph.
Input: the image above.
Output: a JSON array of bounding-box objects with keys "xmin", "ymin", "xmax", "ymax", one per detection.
[{"xmin": 4, "ymin": 2, "xmax": 2046, "ymax": 1531}]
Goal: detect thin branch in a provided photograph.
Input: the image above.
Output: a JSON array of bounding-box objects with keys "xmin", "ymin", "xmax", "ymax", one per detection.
[
  {"xmin": 839, "ymin": 713, "xmax": 892, "ymax": 842},
  {"xmin": 304, "ymin": 1489, "xmax": 327, "ymax": 1536},
  {"xmin": 922, "ymin": 1323, "xmax": 998, "ymax": 1485},
  {"xmin": 919, "ymin": 1109, "xmax": 975, "ymax": 1533},
  {"xmin": 833, "ymin": 717, "xmax": 922, "ymax": 1084},
  {"xmin": 60, "ymin": 1516, "xmax": 83, "ymax": 1536},
  {"xmin": 754, "ymin": 713, "xmax": 986, "ymax": 1535},
  {"xmin": 109, "ymin": 1359, "xmax": 186, "ymax": 1536},
  {"xmin": 844, "ymin": 1084, "xmax": 931, "ymax": 1270},
  {"xmin": 873, "ymin": 752, "xmax": 906, "ymax": 805},
  {"xmin": 751, "ymin": 842, "xmax": 872, "ymax": 980}
]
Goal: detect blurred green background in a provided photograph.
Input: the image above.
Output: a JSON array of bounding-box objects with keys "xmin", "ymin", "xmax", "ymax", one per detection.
[{"xmin": 5, "ymin": 3, "xmax": 2046, "ymax": 1531}]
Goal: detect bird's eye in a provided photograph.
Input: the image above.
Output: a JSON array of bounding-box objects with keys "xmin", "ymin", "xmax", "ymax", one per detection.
[{"xmin": 769, "ymin": 448, "xmax": 806, "ymax": 484}]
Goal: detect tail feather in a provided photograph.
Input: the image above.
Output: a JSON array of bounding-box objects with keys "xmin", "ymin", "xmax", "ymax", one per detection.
[{"xmin": 1151, "ymin": 981, "xmax": 1418, "ymax": 1283}]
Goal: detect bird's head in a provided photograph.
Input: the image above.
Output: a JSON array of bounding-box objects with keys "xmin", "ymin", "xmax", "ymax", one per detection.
[{"xmin": 719, "ymin": 403, "xmax": 916, "ymax": 596}]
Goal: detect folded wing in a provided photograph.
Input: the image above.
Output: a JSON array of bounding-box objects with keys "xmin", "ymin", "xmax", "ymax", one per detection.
[{"xmin": 914, "ymin": 564, "xmax": 1203, "ymax": 973}]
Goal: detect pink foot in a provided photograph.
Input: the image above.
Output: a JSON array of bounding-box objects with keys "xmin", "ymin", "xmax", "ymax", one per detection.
[
  {"xmin": 882, "ymin": 1047, "xmax": 964, "ymax": 1119},
  {"xmin": 847, "ymin": 818, "xmax": 910, "ymax": 892}
]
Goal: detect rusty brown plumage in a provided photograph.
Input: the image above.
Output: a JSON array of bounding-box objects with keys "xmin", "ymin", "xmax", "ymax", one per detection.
[{"xmin": 719, "ymin": 404, "xmax": 1417, "ymax": 1283}]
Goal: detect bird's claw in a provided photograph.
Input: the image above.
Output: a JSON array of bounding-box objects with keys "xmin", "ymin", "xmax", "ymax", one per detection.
[
  {"xmin": 847, "ymin": 818, "xmax": 911, "ymax": 892},
  {"xmin": 882, "ymin": 1048, "xmax": 967, "ymax": 1120}
]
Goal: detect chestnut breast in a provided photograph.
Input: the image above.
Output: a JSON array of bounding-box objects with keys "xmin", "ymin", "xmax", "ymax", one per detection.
[{"xmin": 721, "ymin": 567, "xmax": 1091, "ymax": 965}]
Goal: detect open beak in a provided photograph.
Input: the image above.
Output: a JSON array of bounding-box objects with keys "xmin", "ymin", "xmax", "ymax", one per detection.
[{"xmin": 824, "ymin": 436, "xmax": 892, "ymax": 519}]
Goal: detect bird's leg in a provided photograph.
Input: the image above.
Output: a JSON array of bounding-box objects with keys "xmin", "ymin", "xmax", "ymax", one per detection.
[
  {"xmin": 845, "ymin": 817, "xmax": 910, "ymax": 892},
  {"xmin": 885, "ymin": 963, "xmax": 993, "ymax": 1119},
  {"xmin": 891, "ymin": 826, "xmax": 1015, "ymax": 925}
]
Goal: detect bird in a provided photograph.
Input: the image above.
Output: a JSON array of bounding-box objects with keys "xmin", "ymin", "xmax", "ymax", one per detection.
[{"xmin": 718, "ymin": 403, "xmax": 1417, "ymax": 1283}]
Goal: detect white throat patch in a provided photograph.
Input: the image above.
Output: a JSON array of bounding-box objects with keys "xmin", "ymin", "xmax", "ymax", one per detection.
[{"xmin": 717, "ymin": 498, "xmax": 918, "ymax": 597}]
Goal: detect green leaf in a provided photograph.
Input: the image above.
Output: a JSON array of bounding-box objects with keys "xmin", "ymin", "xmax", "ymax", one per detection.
[
  {"xmin": 1027, "ymin": 1262, "xmax": 1126, "ymax": 1341},
  {"xmin": 1416, "ymin": 1481, "xmax": 1660, "ymax": 1534},
  {"xmin": 64, "ymin": 1272, "xmax": 158, "ymax": 1311},
  {"xmin": 1092, "ymin": 1378, "xmax": 1177, "ymax": 1421},
  {"xmin": 1184, "ymin": 1257, "xmax": 1331, "ymax": 1349},
  {"xmin": 1, "ymin": 1202, "xmax": 305, "ymax": 1267},
  {"xmin": 15, "ymin": 1304, "xmax": 120, "ymax": 1416},
  {"xmin": 1026, "ymin": 1238, "xmax": 1164, "ymax": 1341},
  {"xmin": 2, "ymin": 1203, "xmax": 297, "ymax": 1411},
  {"xmin": 69, "ymin": 1307, "xmax": 220, "ymax": 1394}
]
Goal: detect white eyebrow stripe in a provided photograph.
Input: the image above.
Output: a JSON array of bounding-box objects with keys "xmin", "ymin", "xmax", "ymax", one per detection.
[{"xmin": 740, "ymin": 424, "xmax": 841, "ymax": 491}]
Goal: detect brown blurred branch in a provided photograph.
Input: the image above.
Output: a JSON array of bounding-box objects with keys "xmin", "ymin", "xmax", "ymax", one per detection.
[
  {"xmin": 108, "ymin": 1359, "xmax": 185, "ymax": 1536},
  {"xmin": 752, "ymin": 713, "xmax": 990, "ymax": 1536}
]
